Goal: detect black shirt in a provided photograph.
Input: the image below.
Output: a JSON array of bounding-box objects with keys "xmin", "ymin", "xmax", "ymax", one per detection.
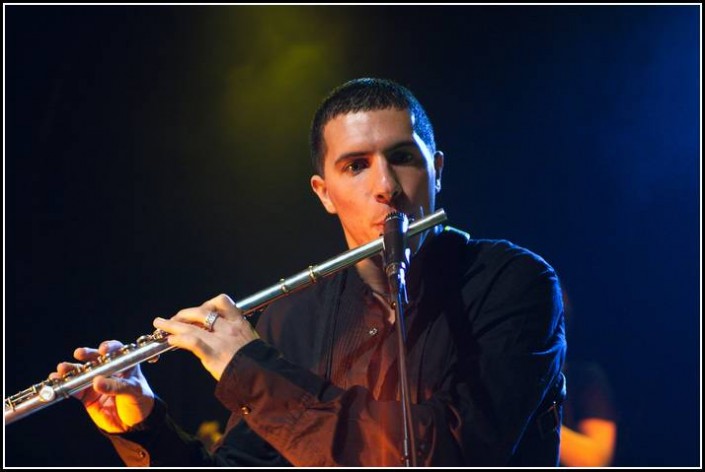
[{"xmin": 110, "ymin": 226, "xmax": 567, "ymax": 466}]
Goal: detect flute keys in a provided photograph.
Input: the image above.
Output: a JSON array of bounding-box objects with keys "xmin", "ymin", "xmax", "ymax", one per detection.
[
  {"xmin": 151, "ymin": 329, "xmax": 169, "ymax": 341},
  {"xmin": 119, "ymin": 344, "xmax": 136, "ymax": 355},
  {"xmin": 62, "ymin": 369, "xmax": 77, "ymax": 380},
  {"xmin": 38, "ymin": 385, "xmax": 56, "ymax": 403}
]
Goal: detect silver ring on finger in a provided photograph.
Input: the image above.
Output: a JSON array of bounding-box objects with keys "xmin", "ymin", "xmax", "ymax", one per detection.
[{"xmin": 203, "ymin": 311, "xmax": 220, "ymax": 332}]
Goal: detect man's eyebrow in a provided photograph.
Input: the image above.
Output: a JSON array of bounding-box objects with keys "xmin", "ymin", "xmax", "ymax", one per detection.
[
  {"xmin": 333, "ymin": 140, "xmax": 419, "ymax": 165},
  {"xmin": 385, "ymin": 140, "xmax": 418, "ymax": 152},
  {"xmin": 334, "ymin": 150, "xmax": 367, "ymax": 165}
]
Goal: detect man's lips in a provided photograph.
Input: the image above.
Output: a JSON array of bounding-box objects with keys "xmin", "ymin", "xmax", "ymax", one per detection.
[{"xmin": 374, "ymin": 210, "xmax": 414, "ymax": 227}]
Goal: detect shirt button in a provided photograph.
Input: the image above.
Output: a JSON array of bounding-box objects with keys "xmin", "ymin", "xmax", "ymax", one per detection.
[
  {"xmin": 368, "ymin": 327, "xmax": 379, "ymax": 336},
  {"xmin": 137, "ymin": 450, "xmax": 147, "ymax": 459},
  {"xmin": 240, "ymin": 405, "xmax": 252, "ymax": 415}
]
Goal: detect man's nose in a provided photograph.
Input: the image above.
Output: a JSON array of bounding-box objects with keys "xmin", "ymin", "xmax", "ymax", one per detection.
[{"xmin": 372, "ymin": 158, "xmax": 401, "ymax": 204}]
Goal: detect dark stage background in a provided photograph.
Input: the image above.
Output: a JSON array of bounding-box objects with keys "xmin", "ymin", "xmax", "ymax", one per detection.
[{"xmin": 4, "ymin": 5, "xmax": 700, "ymax": 467}]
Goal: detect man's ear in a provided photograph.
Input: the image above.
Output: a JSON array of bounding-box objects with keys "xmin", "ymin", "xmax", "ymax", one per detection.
[
  {"xmin": 434, "ymin": 151, "xmax": 445, "ymax": 193},
  {"xmin": 310, "ymin": 174, "xmax": 338, "ymax": 214}
]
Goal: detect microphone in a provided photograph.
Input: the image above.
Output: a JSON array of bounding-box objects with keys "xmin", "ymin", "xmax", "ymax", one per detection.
[{"xmin": 383, "ymin": 211, "xmax": 410, "ymax": 299}]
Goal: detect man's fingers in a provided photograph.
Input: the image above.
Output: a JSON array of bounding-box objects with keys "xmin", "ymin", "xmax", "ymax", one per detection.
[
  {"xmin": 156, "ymin": 294, "xmax": 244, "ymax": 334},
  {"xmin": 54, "ymin": 361, "xmax": 83, "ymax": 378},
  {"xmin": 98, "ymin": 340, "xmax": 125, "ymax": 355},
  {"xmin": 92, "ymin": 375, "xmax": 132, "ymax": 395},
  {"xmin": 205, "ymin": 294, "xmax": 243, "ymax": 322},
  {"xmin": 163, "ymin": 307, "xmax": 209, "ymax": 328}
]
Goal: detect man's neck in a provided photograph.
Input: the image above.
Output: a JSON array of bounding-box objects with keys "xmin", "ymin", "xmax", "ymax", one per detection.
[{"xmin": 355, "ymin": 256, "xmax": 389, "ymax": 297}]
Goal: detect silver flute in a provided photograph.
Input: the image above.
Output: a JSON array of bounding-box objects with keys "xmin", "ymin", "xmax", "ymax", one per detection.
[{"xmin": 4, "ymin": 209, "xmax": 447, "ymax": 425}]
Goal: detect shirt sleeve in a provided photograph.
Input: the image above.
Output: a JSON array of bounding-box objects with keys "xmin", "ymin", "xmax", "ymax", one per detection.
[
  {"xmin": 454, "ymin": 243, "xmax": 567, "ymax": 465},
  {"xmin": 103, "ymin": 396, "xmax": 217, "ymax": 467}
]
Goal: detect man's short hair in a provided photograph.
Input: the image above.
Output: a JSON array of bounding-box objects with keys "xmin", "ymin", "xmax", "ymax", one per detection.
[{"xmin": 310, "ymin": 78, "xmax": 436, "ymax": 175}]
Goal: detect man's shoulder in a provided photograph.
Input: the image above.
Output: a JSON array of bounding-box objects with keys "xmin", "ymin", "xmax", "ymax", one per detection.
[
  {"xmin": 471, "ymin": 237, "xmax": 551, "ymax": 265},
  {"xmin": 440, "ymin": 226, "xmax": 555, "ymax": 275}
]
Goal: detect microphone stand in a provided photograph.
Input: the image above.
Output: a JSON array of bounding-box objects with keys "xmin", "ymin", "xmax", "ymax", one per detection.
[
  {"xmin": 384, "ymin": 213, "xmax": 417, "ymax": 467},
  {"xmin": 390, "ymin": 268, "xmax": 417, "ymax": 467}
]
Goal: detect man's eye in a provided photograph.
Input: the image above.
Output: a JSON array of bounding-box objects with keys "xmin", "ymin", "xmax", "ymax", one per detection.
[
  {"xmin": 345, "ymin": 160, "xmax": 368, "ymax": 173},
  {"xmin": 390, "ymin": 152, "xmax": 415, "ymax": 164}
]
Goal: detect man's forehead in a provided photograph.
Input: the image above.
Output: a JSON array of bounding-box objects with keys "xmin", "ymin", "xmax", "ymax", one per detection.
[
  {"xmin": 324, "ymin": 108, "xmax": 414, "ymax": 134},
  {"xmin": 320, "ymin": 108, "xmax": 434, "ymax": 167}
]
